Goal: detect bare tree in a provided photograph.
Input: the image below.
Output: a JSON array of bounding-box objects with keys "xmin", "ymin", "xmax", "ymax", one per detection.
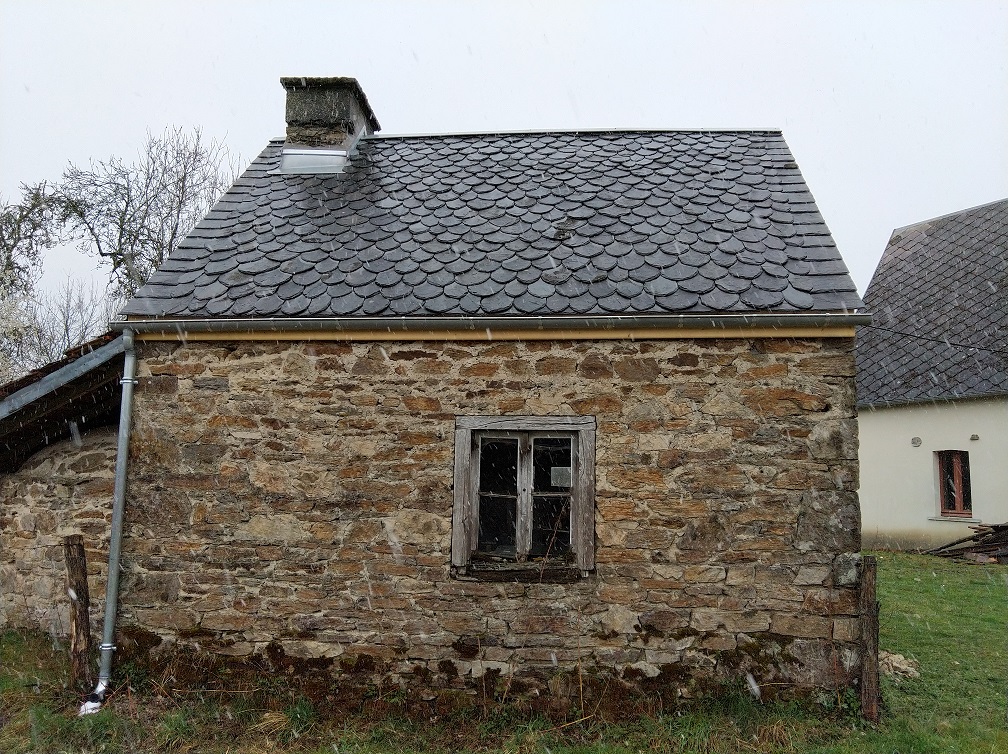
[
  {"xmin": 0, "ymin": 127, "xmax": 235, "ymax": 381},
  {"xmin": 0, "ymin": 290, "xmax": 30, "ymax": 384},
  {"xmin": 0, "ymin": 184, "xmax": 57, "ymax": 381},
  {"xmin": 0, "ymin": 280, "xmax": 124, "ymax": 382},
  {"xmin": 0, "ymin": 182, "xmax": 58, "ymax": 293},
  {"xmin": 22, "ymin": 280, "xmax": 124, "ymax": 364},
  {"xmin": 55, "ymin": 127, "xmax": 236, "ymax": 297}
]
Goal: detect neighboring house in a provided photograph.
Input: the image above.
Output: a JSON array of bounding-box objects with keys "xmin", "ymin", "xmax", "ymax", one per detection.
[
  {"xmin": 4, "ymin": 77, "xmax": 870, "ymax": 699},
  {"xmin": 857, "ymin": 199, "xmax": 1008, "ymax": 549}
]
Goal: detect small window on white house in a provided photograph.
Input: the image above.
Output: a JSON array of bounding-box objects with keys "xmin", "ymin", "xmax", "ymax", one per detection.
[
  {"xmin": 936, "ymin": 450, "xmax": 972, "ymax": 517},
  {"xmin": 452, "ymin": 416, "xmax": 595, "ymax": 581}
]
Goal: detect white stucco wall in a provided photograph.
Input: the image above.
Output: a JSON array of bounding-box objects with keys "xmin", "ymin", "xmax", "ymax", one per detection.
[{"xmin": 859, "ymin": 397, "xmax": 1008, "ymax": 549}]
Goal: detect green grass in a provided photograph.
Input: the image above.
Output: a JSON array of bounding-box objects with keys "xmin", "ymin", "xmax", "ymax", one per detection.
[
  {"xmin": 1, "ymin": 552, "xmax": 1005, "ymax": 753},
  {"xmin": 854, "ymin": 552, "xmax": 1008, "ymax": 753}
]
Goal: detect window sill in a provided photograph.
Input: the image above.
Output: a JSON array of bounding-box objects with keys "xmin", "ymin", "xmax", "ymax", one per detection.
[
  {"xmin": 928, "ymin": 516, "xmax": 982, "ymax": 523},
  {"xmin": 453, "ymin": 561, "xmax": 587, "ymax": 583}
]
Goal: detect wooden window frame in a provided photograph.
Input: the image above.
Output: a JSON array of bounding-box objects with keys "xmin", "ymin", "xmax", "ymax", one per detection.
[
  {"xmin": 452, "ymin": 415, "xmax": 595, "ymax": 579},
  {"xmin": 936, "ymin": 450, "xmax": 972, "ymax": 517}
]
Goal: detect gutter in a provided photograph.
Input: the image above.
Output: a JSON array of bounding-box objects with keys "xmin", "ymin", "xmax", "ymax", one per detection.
[
  {"xmin": 112, "ymin": 311, "xmax": 871, "ymax": 338},
  {"xmin": 858, "ymin": 390, "xmax": 1008, "ymax": 411},
  {"xmin": 80, "ymin": 330, "xmax": 138, "ymax": 715}
]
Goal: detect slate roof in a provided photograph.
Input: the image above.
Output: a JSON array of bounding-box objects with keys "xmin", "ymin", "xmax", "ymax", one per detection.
[
  {"xmin": 122, "ymin": 130, "xmax": 864, "ymax": 320},
  {"xmin": 856, "ymin": 198, "xmax": 1008, "ymax": 407}
]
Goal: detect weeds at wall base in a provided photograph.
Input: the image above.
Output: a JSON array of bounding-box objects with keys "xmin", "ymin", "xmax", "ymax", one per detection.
[
  {"xmin": 1, "ymin": 625, "xmax": 866, "ymax": 754},
  {"xmin": 3, "ymin": 553, "xmax": 1006, "ymax": 752}
]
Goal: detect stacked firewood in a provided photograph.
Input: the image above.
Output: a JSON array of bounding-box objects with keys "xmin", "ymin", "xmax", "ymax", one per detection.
[{"xmin": 926, "ymin": 523, "xmax": 1008, "ymax": 563}]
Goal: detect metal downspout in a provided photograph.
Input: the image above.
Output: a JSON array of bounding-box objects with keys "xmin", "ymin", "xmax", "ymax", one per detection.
[{"xmin": 80, "ymin": 329, "xmax": 137, "ymax": 715}]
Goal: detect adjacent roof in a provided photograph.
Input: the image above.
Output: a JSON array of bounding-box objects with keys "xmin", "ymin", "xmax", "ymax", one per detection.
[
  {"xmin": 856, "ymin": 198, "xmax": 1008, "ymax": 407},
  {"xmin": 122, "ymin": 130, "xmax": 863, "ymax": 321},
  {"xmin": 0, "ymin": 334, "xmax": 123, "ymax": 472}
]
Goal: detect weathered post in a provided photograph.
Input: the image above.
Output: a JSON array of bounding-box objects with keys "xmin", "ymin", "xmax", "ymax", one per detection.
[
  {"xmin": 859, "ymin": 555, "xmax": 880, "ymax": 723},
  {"xmin": 63, "ymin": 534, "xmax": 94, "ymax": 690}
]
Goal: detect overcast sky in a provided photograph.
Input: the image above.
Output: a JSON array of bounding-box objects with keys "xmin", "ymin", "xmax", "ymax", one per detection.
[{"xmin": 2, "ymin": 0, "xmax": 1006, "ymax": 296}]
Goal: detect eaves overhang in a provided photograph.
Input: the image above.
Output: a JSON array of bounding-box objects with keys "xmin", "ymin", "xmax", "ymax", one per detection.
[
  {"xmin": 857, "ymin": 389, "xmax": 1008, "ymax": 412},
  {"xmin": 0, "ymin": 336, "xmax": 125, "ymax": 421},
  {"xmin": 116, "ymin": 312, "xmax": 871, "ymax": 341},
  {"xmin": 0, "ymin": 335, "xmax": 125, "ymax": 472}
]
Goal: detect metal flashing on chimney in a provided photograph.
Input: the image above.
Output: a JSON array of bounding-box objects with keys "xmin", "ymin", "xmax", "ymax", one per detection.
[
  {"xmin": 277, "ymin": 147, "xmax": 349, "ymax": 174},
  {"xmin": 276, "ymin": 124, "xmax": 366, "ymax": 174}
]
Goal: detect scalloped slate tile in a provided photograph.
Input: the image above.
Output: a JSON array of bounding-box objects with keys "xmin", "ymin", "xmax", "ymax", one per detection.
[
  {"xmin": 678, "ymin": 276, "xmax": 716, "ymax": 295},
  {"xmin": 701, "ymin": 289, "xmax": 740, "ymax": 309},
  {"xmin": 740, "ymin": 287, "xmax": 784, "ymax": 308},
  {"xmin": 655, "ymin": 290, "xmax": 700, "ymax": 311}
]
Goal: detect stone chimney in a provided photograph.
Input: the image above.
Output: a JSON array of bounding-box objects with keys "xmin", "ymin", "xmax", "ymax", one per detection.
[{"xmin": 280, "ymin": 77, "xmax": 381, "ymax": 147}]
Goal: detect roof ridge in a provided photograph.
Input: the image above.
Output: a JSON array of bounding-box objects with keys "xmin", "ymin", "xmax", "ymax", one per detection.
[
  {"xmin": 890, "ymin": 196, "xmax": 1008, "ymax": 237},
  {"xmin": 266, "ymin": 128, "xmax": 785, "ymax": 145}
]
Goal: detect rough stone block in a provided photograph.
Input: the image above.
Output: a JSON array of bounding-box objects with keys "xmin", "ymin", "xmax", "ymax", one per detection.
[
  {"xmin": 721, "ymin": 611, "xmax": 771, "ymax": 633},
  {"xmin": 832, "ymin": 617, "xmax": 861, "ymax": 642},
  {"xmin": 793, "ymin": 566, "xmax": 832, "ymax": 586},
  {"xmin": 832, "ymin": 552, "xmax": 861, "ymax": 587},
  {"xmin": 770, "ymin": 614, "xmax": 833, "ymax": 639},
  {"xmin": 683, "ymin": 565, "xmax": 727, "ymax": 583}
]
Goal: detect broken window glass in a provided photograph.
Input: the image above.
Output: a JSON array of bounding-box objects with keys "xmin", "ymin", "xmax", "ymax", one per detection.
[
  {"xmin": 477, "ymin": 438, "xmax": 518, "ymax": 558},
  {"xmin": 474, "ymin": 433, "xmax": 574, "ymax": 562},
  {"xmin": 531, "ymin": 437, "xmax": 572, "ymax": 559}
]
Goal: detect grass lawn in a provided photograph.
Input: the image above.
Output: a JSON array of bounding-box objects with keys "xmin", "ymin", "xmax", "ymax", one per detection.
[{"xmin": 1, "ymin": 552, "xmax": 1005, "ymax": 753}]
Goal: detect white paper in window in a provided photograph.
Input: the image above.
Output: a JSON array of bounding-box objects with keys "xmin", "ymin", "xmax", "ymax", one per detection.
[{"xmin": 551, "ymin": 466, "xmax": 572, "ymax": 488}]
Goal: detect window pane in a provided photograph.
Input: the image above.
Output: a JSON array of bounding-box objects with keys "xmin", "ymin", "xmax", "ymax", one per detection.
[
  {"xmin": 532, "ymin": 493, "xmax": 571, "ymax": 558},
  {"xmin": 477, "ymin": 438, "xmax": 518, "ymax": 558},
  {"xmin": 479, "ymin": 439, "xmax": 518, "ymax": 495},
  {"xmin": 531, "ymin": 437, "xmax": 572, "ymax": 559},
  {"xmin": 533, "ymin": 437, "xmax": 572, "ymax": 492},
  {"xmin": 479, "ymin": 494, "xmax": 517, "ymax": 557},
  {"xmin": 960, "ymin": 452, "xmax": 972, "ymax": 511},
  {"xmin": 939, "ymin": 452, "xmax": 956, "ymax": 511}
]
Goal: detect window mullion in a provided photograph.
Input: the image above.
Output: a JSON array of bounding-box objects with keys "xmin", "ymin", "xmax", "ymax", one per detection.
[
  {"xmin": 516, "ymin": 433, "xmax": 533, "ymax": 561},
  {"xmin": 952, "ymin": 453, "xmax": 964, "ymax": 513},
  {"xmin": 939, "ymin": 452, "xmax": 950, "ymax": 511},
  {"xmin": 469, "ymin": 433, "xmax": 482, "ymax": 554}
]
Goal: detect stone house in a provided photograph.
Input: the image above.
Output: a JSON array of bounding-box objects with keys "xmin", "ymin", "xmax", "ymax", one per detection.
[
  {"xmin": 4, "ymin": 77, "xmax": 870, "ymax": 700},
  {"xmin": 857, "ymin": 198, "xmax": 1008, "ymax": 549}
]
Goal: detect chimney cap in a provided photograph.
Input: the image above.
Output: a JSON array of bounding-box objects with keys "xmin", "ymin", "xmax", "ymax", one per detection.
[{"xmin": 280, "ymin": 76, "xmax": 381, "ymax": 133}]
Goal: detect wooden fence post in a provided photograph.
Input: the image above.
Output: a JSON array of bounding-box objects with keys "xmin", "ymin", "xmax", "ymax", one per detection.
[
  {"xmin": 63, "ymin": 534, "xmax": 94, "ymax": 691},
  {"xmin": 859, "ymin": 554, "xmax": 880, "ymax": 723}
]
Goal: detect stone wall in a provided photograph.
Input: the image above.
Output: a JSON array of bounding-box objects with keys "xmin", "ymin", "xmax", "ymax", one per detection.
[
  {"xmin": 123, "ymin": 336, "xmax": 862, "ymax": 695},
  {"xmin": 0, "ymin": 427, "xmax": 117, "ymax": 635}
]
